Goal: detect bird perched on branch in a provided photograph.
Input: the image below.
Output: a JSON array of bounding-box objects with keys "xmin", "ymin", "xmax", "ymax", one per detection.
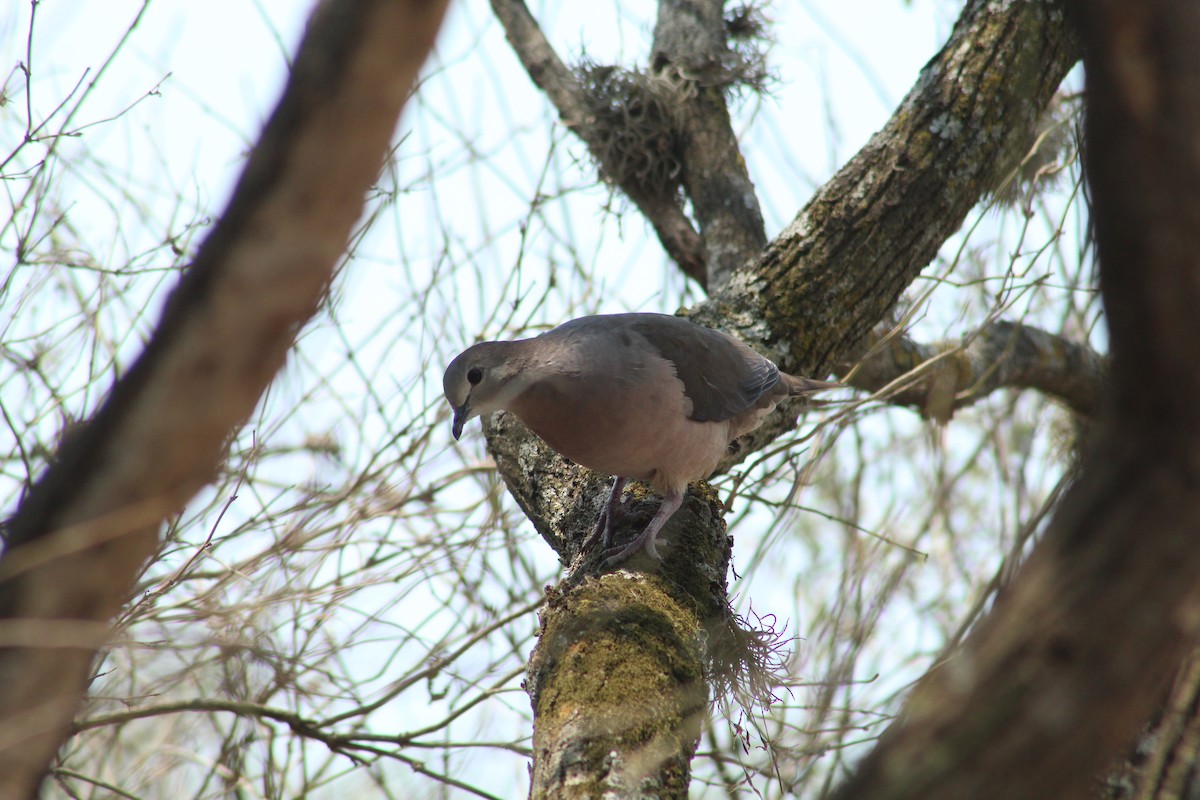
[{"xmin": 443, "ymin": 313, "xmax": 838, "ymax": 565}]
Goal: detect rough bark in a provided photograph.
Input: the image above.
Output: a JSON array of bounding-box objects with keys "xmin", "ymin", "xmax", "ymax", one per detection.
[
  {"xmin": 489, "ymin": 0, "xmax": 707, "ymax": 284},
  {"xmin": 490, "ymin": 1, "xmax": 1080, "ymax": 797},
  {"xmin": 829, "ymin": 1, "xmax": 1200, "ymax": 798},
  {"xmin": 692, "ymin": 0, "xmax": 1077, "ymax": 369},
  {"xmin": 700, "ymin": 0, "xmax": 1080, "ymax": 472},
  {"xmin": 525, "ymin": 550, "xmax": 720, "ymax": 798},
  {"xmin": 1100, "ymin": 645, "xmax": 1200, "ymax": 799},
  {"xmin": 839, "ymin": 321, "xmax": 1106, "ymax": 421},
  {"xmin": 0, "ymin": 2, "xmax": 448, "ymax": 796},
  {"xmin": 651, "ymin": 0, "xmax": 768, "ymax": 288},
  {"xmin": 695, "ymin": 0, "xmax": 1078, "ymax": 472}
]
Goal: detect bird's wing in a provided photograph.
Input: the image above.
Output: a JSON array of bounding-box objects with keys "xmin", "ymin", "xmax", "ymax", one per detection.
[{"xmin": 629, "ymin": 315, "xmax": 780, "ymax": 423}]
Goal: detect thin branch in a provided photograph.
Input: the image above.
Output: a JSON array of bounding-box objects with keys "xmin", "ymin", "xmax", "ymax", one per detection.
[
  {"xmin": 652, "ymin": 0, "xmax": 767, "ymax": 287},
  {"xmin": 841, "ymin": 321, "xmax": 1106, "ymax": 420},
  {"xmin": 73, "ymin": 698, "xmax": 320, "ymax": 735},
  {"xmin": 489, "ymin": 0, "xmax": 706, "ymax": 283},
  {"xmin": 0, "ymin": 1, "xmax": 449, "ymax": 795}
]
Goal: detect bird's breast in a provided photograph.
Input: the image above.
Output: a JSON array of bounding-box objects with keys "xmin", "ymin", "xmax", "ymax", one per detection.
[{"xmin": 508, "ymin": 364, "xmax": 732, "ymax": 494}]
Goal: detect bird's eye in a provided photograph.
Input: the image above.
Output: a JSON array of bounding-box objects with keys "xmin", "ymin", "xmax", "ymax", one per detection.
[{"xmin": 467, "ymin": 367, "xmax": 483, "ymax": 385}]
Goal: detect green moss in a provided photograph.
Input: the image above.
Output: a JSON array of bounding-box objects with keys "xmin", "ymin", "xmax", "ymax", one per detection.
[{"xmin": 534, "ymin": 575, "xmax": 706, "ymax": 752}]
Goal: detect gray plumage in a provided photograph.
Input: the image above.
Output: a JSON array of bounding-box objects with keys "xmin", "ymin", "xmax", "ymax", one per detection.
[{"xmin": 443, "ymin": 313, "xmax": 837, "ymax": 563}]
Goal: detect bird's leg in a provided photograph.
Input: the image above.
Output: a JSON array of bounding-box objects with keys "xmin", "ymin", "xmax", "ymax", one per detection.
[
  {"xmin": 600, "ymin": 476, "xmax": 628, "ymax": 549},
  {"xmin": 602, "ymin": 488, "xmax": 683, "ymax": 566},
  {"xmin": 581, "ymin": 477, "xmax": 627, "ymax": 553}
]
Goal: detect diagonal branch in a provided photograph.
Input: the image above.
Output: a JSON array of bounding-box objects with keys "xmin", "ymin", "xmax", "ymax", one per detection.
[
  {"xmin": 651, "ymin": 0, "xmax": 767, "ymax": 287},
  {"xmin": 693, "ymin": 0, "xmax": 1079, "ymax": 465},
  {"xmin": 0, "ymin": 1, "xmax": 448, "ymax": 795},
  {"xmin": 841, "ymin": 321, "xmax": 1106, "ymax": 421},
  {"xmin": 489, "ymin": 0, "xmax": 706, "ymax": 283}
]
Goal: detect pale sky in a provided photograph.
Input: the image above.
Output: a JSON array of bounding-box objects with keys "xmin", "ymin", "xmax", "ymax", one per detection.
[{"xmin": 1, "ymin": 3, "xmax": 1083, "ymax": 797}]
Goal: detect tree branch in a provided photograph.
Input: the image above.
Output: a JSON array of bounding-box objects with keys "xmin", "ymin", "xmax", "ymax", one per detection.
[
  {"xmin": 489, "ymin": 0, "xmax": 707, "ymax": 284},
  {"xmin": 830, "ymin": 1, "xmax": 1200, "ymax": 797},
  {"xmin": 0, "ymin": 1, "xmax": 448, "ymax": 795},
  {"xmin": 692, "ymin": 0, "xmax": 1079, "ymax": 466},
  {"xmin": 483, "ymin": 3, "xmax": 1082, "ymax": 794},
  {"xmin": 484, "ymin": 0, "xmax": 1079, "ymax": 559},
  {"xmin": 651, "ymin": 0, "xmax": 767, "ymax": 288},
  {"xmin": 840, "ymin": 320, "xmax": 1106, "ymax": 421},
  {"xmin": 1101, "ymin": 644, "xmax": 1200, "ymax": 798}
]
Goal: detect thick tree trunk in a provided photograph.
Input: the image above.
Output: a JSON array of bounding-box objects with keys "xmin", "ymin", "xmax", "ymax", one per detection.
[
  {"xmin": 1102, "ymin": 644, "xmax": 1200, "ymax": 799},
  {"xmin": 525, "ymin": 570, "xmax": 711, "ymax": 798},
  {"xmin": 0, "ymin": 2, "xmax": 447, "ymax": 796},
  {"xmin": 830, "ymin": 2, "xmax": 1200, "ymax": 799},
  {"xmin": 497, "ymin": 1, "xmax": 1079, "ymax": 797}
]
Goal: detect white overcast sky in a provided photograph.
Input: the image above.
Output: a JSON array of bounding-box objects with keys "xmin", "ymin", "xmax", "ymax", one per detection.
[
  {"xmin": 4, "ymin": 2, "xmax": 1038, "ymax": 795},
  {"xmin": 3, "ymin": 0, "xmax": 951, "ymax": 260}
]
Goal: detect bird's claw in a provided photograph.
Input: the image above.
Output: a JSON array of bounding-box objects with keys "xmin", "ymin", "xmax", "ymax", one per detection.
[{"xmin": 599, "ymin": 529, "xmax": 665, "ymax": 568}]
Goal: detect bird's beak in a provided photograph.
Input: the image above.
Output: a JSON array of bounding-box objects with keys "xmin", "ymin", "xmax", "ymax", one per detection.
[{"xmin": 451, "ymin": 403, "xmax": 469, "ymax": 440}]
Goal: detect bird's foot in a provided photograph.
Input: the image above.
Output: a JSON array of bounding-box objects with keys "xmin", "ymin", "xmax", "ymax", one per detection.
[
  {"xmin": 580, "ymin": 514, "xmax": 607, "ymax": 554},
  {"xmin": 580, "ymin": 477, "xmax": 629, "ymax": 554},
  {"xmin": 596, "ymin": 488, "xmax": 682, "ymax": 569},
  {"xmin": 581, "ymin": 499, "xmax": 626, "ymax": 552},
  {"xmin": 600, "ymin": 527, "xmax": 664, "ymax": 568}
]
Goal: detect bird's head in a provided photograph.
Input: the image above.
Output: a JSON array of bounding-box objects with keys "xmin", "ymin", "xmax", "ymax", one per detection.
[{"xmin": 442, "ymin": 341, "xmax": 529, "ymax": 440}]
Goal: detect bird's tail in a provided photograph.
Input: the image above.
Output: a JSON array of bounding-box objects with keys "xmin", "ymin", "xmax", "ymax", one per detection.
[{"xmin": 781, "ymin": 373, "xmax": 842, "ymax": 396}]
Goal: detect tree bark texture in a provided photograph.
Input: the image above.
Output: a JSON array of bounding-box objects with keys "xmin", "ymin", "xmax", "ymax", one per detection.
[
  {"xmin": 496, "ymin": 1, "xmax": 1081, "ymax": 798},
  {"xmin": 0, "ymin": 2, "xmax": 448, "ymax": 797},
  {"xmin": 525, "ymin": 569, "xmax": 713, "ymax": 798},
  {"xmin": 692, "ymin": 0, "xmax": 1078, "ymax": 379},
  {"xmin": 651, "ymin": 0, "xmax": 768, "ymax": 288},
  {"xmin": 697, "ymin": 0, "xmax": 1079, "ymax": 470},
  {"xmin": 1101, "ymin": 645, "xmax": 1200, "ymax": 799},
  {"xmin": 829, "ymin": 1, "xmax": 1200, "ymax": 799},
  {"xmin": 839, "ymin": 321, "xmax": 1106, "ymax": 421}
]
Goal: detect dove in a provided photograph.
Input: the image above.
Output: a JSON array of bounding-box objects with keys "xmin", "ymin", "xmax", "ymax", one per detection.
[{"xmin": 443, "ymin": 313, "xmax": 837, "ymax": 563}]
